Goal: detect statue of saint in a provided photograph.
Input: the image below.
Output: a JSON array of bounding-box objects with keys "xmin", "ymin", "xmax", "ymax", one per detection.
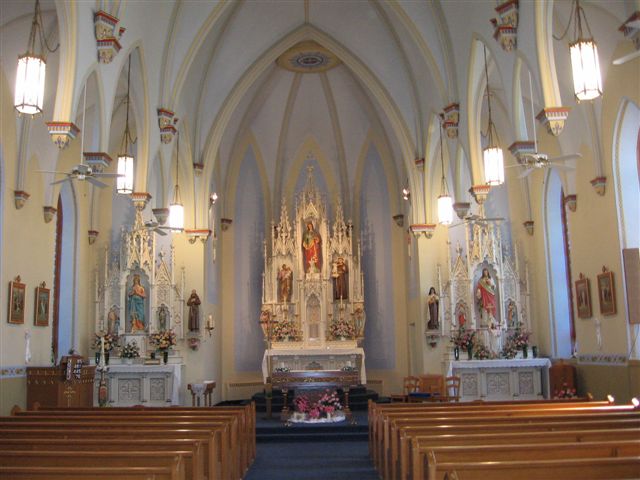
[
  {"xmin": 476, "ymin": 267, "xmax": 499, "ymax": 330},
  {"xmin": 187, "ymin": 290, "xmax": 201, "ymax": 331},
  {"xmin": 107, "ymin": 306, "xmax": 120, "ymax": 335},
  {"xmin": 277, "ymin": 264, "xmax": 293, "ymax": 303},
  {"xmin": 426, "ymin": 287, "xmax": 439, "ymax": 330},
  {"xmin": 302, "ymin": 221, "xmax": 322, "ymax": 274},
  {"xmin": 507, "ymin": 300, "xmax": 517, "ymax": 328},
  {"xmin": 128, "ymin": 275, "xmax": 146, "ymax": 332},
  {"xmin": 332, "ymin": 257, "xmax": 349, "ymax": 300},
  {"xmin": 158, "ymin": 305, "xmax": 169, "ymax": 331}
]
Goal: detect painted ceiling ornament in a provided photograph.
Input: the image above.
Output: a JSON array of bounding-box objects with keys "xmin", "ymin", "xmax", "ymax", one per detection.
[
  {"xmin": 443, "ymin": 103, "xmax": 460, "ymax": 138},
  {"xmin": 276, "ymin": 41, "xmax": 341, "ymax": 73},
  {"xmin": 536, "ymin": 107, "xmax": 571, "ymax": 136},
  {"xmin": 490, "ymin": 0, "xmax": 519, "ymax": 52},
  {"xmin": 590, "ymin": 176, "xmax": 606, "ymax": 196}
]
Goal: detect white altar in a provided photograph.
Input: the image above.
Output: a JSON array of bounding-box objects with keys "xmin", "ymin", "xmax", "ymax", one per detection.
[
  {"xmin": 448, "ymin": 358, "xmax": 551, "ymax": 402},
  {"xmin": 262, "ymin": 347, "xmax": 366, "ymax": 384},
  {"xmin": 260, "ymin": 168, "xmax": 367, "ymax": 383},
  {"xmin": 93, "ymin": 363, "xmax": 184, "ymax": 406}
]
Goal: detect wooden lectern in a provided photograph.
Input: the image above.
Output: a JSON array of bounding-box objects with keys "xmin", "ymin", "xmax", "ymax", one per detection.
[{"xmin": 26, "ymin": 356, "xmax": 96, "ymax": 409}]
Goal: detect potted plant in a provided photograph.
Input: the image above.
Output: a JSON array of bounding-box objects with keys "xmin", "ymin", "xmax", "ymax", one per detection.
[
  {"xmin": 271, "ymin": 320, "xmax": 300, "ymax": 342},
  {"xmin": 120, "ymin": 340, "xmax": 140, "ymax": 364},
  {"xmin": 328, "ymin": 318, "xmax": 356, "ymax": 340},
  {"xmin": 451, "ymin": 325, "xmax": 476, "ymax": 360},
  {"xmin": 150, "ymin": 330, "xmax": 177, "ymax": 363}
]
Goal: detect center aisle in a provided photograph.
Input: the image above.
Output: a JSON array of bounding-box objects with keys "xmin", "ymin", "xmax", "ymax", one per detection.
[{"xmin": 244, "ymin": 412, "xmax": 379, "ymax": 480}]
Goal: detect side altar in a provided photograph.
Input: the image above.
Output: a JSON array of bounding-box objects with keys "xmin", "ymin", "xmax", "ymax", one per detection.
[{"xmin": 260, "ymin": 168, "xmax": 366, "ymax": 382}]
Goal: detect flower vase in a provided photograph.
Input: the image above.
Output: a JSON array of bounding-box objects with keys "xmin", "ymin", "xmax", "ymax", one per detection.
[
  {"xmin": 95, "ymin": 352, "xmax": 101, "ymax": 365},
  {"xmin": 522, "ymin": 346, "xmax": 528, "ymax": 359},
  {"xmin": 454, "ymin": 346, "xmax": 459, "ymax": 361},
  {"xmin": 125, "ymin": 357, "xmax": 133, "ymax": 365},
  {"xmin": 339, "ymin": 336, "xmax": 346, "ymax": 341},
  {"xmin": 105, "ymin": 352, "xmax": 110, "ymax": 365},
  {"xmin": 466, "ymin": 346, "xmax": 473, "ymax": 360},
  {"xmin": 162, "ymin": 351, "xmax": 169, "ymax": 364}
]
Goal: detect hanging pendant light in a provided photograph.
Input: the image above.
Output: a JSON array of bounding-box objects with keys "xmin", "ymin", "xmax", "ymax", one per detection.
[
  {"xmin": 481, "ymin": 45, "xmax": 504, "ymax": 186},
  {"xmin": 565, "ymin": 0, "xmax": 602, "ymax": 101},
  {"xmin": 168, "ymin": 131, "xmax": 184, "ymax": 231},
  {"xmin": 117, "ymin": 55, "xmax": 135, "ymax": 194},
  {"xmin": 14, "ymin": 0, "xmax": 58, "ymax": 116},
  {"xmin": 437, "ymin": 118, "xmax": 453, "ymax": 225}
]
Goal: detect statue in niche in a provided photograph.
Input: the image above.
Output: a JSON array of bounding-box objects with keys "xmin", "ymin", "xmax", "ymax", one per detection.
[
  {"xmin": 507, "ymin": 300, "xmax": 517, "ymax": 328},
  {"xmin": 128, "ymin": 274, "xmax": 146, "ymax": 332},
  {"xmin": 277, "ymin": 264, "xmax": 293, "ymax": 303},
  {"xmin": 302, "ymin": 221, "xmax": 322, "ymax": 274},
  {"xmin": 426, "ymin": 287, "xmax": 439, "ymax": 330},
  {"xmin": 158, "ymin": 305, "xmax": 169, "ymax": 331},
  {"xmin": 476, "ymin": 268, "xmax": 498, "ymax": 328},
  {"xmin": 107, "ymin": 306, "xmax": 120, "ymax": 335},
  {"xmin": 332, "ymin": 257, "xmax": 349, "ymax": 301},
  {"xmin": 187, "ymin": 290, "xmax": 201, "ymax": 331}
]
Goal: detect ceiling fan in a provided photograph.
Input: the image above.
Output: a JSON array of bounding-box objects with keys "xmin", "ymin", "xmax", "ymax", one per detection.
[
  {"xmin": 449, "ymin": 213, "xmax": 505, "ymax": 229},
  {"xmin": 613, "ymin": 14, "xmax": 640, "ymax": 65},
  {"xmin": 512, "ymin": 72, "xmax": 582, "ymax": 179},
  {"xmin": 143, "ymin": 219, "xmax": 175, "ymax": 236},
  {"xmin": 38, "ymin": 84, "xmax": 121, "ymax": 189}
]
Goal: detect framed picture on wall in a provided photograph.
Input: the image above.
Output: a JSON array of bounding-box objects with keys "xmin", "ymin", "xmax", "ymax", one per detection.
[
  {"xmin": 575, "ymin": 273, "xmax": 592, "ymax": 319},
  {"xmin": 34, "ymin": 282, "xmax": 50, "ymax": 326},
  {"xmin": 597, "ymin": 268, "xmax": 616, "ymax": 316},
  {"xmin": 8, "ymin": 276, "xmax": 26, "ymax": 324}
]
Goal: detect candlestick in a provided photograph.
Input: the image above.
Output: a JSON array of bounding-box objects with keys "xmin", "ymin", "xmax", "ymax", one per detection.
[{"xmin": 100, "ymin": 336, "xmax": 105, "ymax": 369}]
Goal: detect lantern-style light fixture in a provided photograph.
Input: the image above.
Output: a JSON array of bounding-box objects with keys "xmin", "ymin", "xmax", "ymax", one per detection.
[
  {"xmin": 481, "ymin": 45, "xmax": 504, "ymax": 186},
  {"xmin": 14, "ymin": 0, "xmax": 58, "ymax": 115},
  {"xmin": 556, "ymin": 0, "xmax": 602, "ymax": 101},
  {"xmin": 168, "ymin": 131, "xmax": 184, "ymax": 231},
  {"xmin": 437, "ymin": 118, "xmax": 453, "ymax": 225},
  {"xmin": 117, "ymin": 55, "xmax": 135, "ymax": 194}
]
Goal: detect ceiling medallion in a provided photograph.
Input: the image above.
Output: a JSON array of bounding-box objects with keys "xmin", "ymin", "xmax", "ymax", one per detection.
[{"xmin": 276, "ymin": 41, "xmax": 341, "ymax": 73}]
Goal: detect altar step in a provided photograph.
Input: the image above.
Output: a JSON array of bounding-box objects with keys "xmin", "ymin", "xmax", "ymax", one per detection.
[
  {"xmin": 251, "ymin": 386, "xmax": 379, "ymax": 412},
  {"xmin": 256, "ymin": 412, "xmax": 369, "ymax": 443}
]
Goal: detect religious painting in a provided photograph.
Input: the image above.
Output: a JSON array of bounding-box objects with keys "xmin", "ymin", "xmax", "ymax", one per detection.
[
  {"xmin": 34, "ymin": 283, "xmax": 50, "ymax": 327},
  {"xmin": 8, "ymin": 277, "xmax": 25, "ymax": 324},
  {"xmin": 597, "ymin": 270, "xmax": 616, "ymax": 316},
  {"xmin": 575, "ymin": 275, "xmax": 592, "ymax": 319}
]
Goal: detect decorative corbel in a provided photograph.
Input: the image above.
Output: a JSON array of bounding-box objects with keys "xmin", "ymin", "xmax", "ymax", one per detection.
[
  {"xmin": 452, "ymin": 202, "xmax": 471, "ymax": 220},
  {"xmin": 619, "ymin": 11, "xmax": 640, "ymax": 50},
  {"xmin": 83, "ymin": 152, "xmax": 112, "ymax": 173},
  {"xmin": 414, "ymin": 158, "xmax": 425, "ymax": 169},
  {"xmin": 392, "ymin": 214, "xmax": 404, "ymax": 227},
  {"xmin": 469, "ymin": 185, "xmax": 491, "ymax": 205},
  {"xmin": 152, "ymin": 208, "xmax": 170, "ymax": 225},
  {"xmin": 523, "ymin": 220, "xmax": 534, "ymax": 236},
  {"xmin": 590, "ymin": 177, "xmax": 606, "ymax": 196},
  {"xmin": 508, "ymin": 141, "xmax": 536, "ymax": 163},
  {"xmin": 88, "ymin": 230, "xmax": 99, "ymax": 245},
  {"xmin": 193, "ymin": 163, "xmax": 204, "ymax": 176},
  {"xmin": 43, "ymin": 206, "xmax": 57, "ymax": 223},
  {"xmin": 220, "ymin": 218, "xmax": 233, "ymax": 231},
  {"xmin": 564, "ymin": 194, "xmax": 577, "ymax": 212},
  {"xmin": 185, "ymin": 229, "xmax": 211, "ymax": 244},
  {"xmin": 410, "ymin": 223, "xmax": 437, "ymax": 239},
  {"xmin": 490, "ymin": 0, "xmax": 519, "ymax": 52},
  {"xmin": 536, "ymin": 107, "xmax": 570, "ymax": 136},
  {"xmin": 45, "ymin": 122, "xmax": 79, "ymax": 149},
  {"xmin": 130, "ymin": 192, "xmax": 152, "ymax": 211},
  {"xmin": 14, "ymin": 191, "xmax": 30, "ymax": 210},
  {"xmin": 443, "ymin": 103, "xmax": 460, "ymax": 138}
]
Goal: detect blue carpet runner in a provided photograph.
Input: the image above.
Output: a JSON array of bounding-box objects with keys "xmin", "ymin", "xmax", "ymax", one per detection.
[{"xmin": 244, "ymin": 412, "xmax": 378, "ymax": 479}]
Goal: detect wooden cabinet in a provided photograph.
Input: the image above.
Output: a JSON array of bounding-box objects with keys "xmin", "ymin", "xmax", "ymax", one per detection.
[{"xmin": 26, "ymin": 358, "xmax": 95, "ymax": 409}]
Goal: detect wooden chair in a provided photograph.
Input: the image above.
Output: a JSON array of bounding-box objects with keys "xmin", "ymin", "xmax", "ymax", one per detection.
[
  {"xmin": 443, "ymin": 376, "xmax": 461, "ymax": 402},
  {"xmin": 409, "ymin": 375, "xmax": 444, "ymax": 402},
  {"xmin": 391, "ymin": 376, "xmax": 420, "ymax": 403}
]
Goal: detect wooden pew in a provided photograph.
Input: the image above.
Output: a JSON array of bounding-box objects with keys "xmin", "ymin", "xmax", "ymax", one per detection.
[
  {"xmin": 27, "ymin": 403, "xmax": 256, "ymax": 466},
  {"xmin": 386, "ymin": 413, "xmax": 640, "ymax": 480},
  {"xmin": 433, "ymin": 456, "xmax": 640, "ymax": 480},
  {"xmin": 421, "ymin": 440, "xmax": 640, "ymax": 480},
  {"xmin": 0, "ymin": 450, "xmax": 187, "ymax": 480},
  {"xmin": 7, "ymin": 412, "xmax": 245, "ymax": 477},
  {"xmin": 0, "ymin": 438, "xmax": 205, "ymax": 480},
  {"xmin": 381, "ymin": 406, "xmax": 639, "ymax": 479},
  {"xmin": 0, "ymin": 427, "xmax": 222, "ymax": 480},
  {"xmin": 0, "ymin": 466, "xmax": 176, "ymax": 479},
  {"xmin": 404, "ymin": 428, "xmax": 640, "ymax": 480}
]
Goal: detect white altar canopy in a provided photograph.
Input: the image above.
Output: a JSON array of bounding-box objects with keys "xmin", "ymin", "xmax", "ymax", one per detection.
[
  {"xmin": 262, "ymin": 347, "xmax": 366, "ymax": 384},
  {"xmin": 447, "ymin": 358, "xmax": 551, "ymax": 401},
  {"xmin": 94, "ymin": 363, "xmax": 184, "ymax": 406}
]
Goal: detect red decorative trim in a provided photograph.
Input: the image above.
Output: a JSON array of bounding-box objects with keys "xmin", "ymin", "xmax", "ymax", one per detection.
[
  {"xmin": 561, "ymin": 190, "xmax": 576, "ymax": 349},
  {"xmin": 52, "ymin": 195, "xmax": 63, "ymax": 362}
]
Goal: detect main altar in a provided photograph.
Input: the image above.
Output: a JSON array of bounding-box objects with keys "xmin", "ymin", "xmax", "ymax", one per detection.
[{"xmin": 260, "ymin": 168, "xmax": 366, "ymax": 383}]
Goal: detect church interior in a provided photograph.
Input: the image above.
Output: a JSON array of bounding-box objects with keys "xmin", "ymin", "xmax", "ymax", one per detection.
[{"xmin": 0, "ymin": 0, "xmax": 639, "ymax": 477}]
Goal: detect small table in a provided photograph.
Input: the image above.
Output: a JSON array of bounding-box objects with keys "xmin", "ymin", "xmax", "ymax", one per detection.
[
  {"xmin": 269, "ymin": 369, "xmax": 360, "ymax": 423},
  {"xmin": 188, "ymin": 381, "xmax": 216, "ymax": 406}
]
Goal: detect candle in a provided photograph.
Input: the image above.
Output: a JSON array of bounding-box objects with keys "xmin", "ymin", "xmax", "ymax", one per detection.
[{"xmin": 100, "ymin": 336, "xmax": 105, "ymax": 368}]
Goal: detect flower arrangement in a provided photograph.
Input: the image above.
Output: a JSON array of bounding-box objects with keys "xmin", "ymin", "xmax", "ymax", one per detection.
[
  {"xmin": 271, "ymin": 320, "xmax": 300, "ymax": 341},
  {"xmin": 294, "ymin": 389, "xmax": 342, "ymax": 420},
  {"xmin": 473, "ymin": 341, "xmax": 497, "ymax": 360},
  {"xmin": 554, "ymin": 382, "xmax": 577, "ymax": 399},
  {"xmin": 93, "ymin": 333, "xmax": 118, "ymax": 352},
  {"xmin": 329, "ymin": 318, "xmax": 356, "ymax": 340},
  {"xmin": 501, "ymin": 340, "xmax": 519, "ymax": 359},
  {"xmin": 120, "ymin": 341, "xmax": 140, "ymax": 358},
  {"xmin": 150, "ymin": 330, "xmax": 177, "ymax": 351},
  {"xmin": 451, "ymin": 325, "xmax": 476, "ymax": 350},
  {"xmin": 508, "ymin": 324, "xmax": 531, "ymax": 350}
]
